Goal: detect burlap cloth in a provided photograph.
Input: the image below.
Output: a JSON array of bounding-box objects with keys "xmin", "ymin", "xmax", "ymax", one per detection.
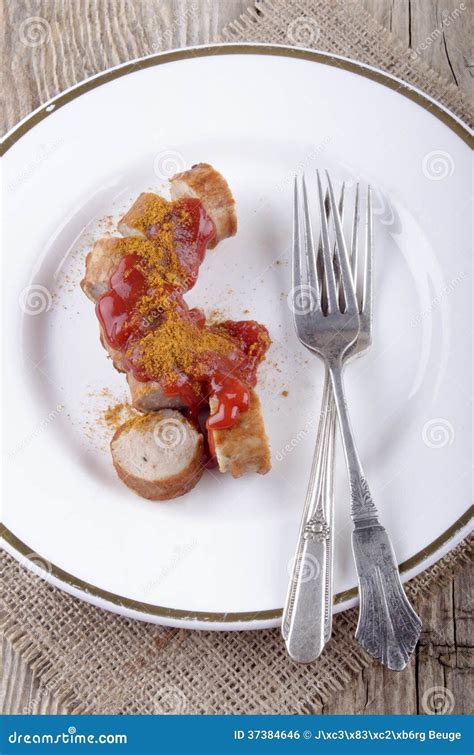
[{"xmin": 1, "ymin": 0, "xmax": 472, "ymax": 715}]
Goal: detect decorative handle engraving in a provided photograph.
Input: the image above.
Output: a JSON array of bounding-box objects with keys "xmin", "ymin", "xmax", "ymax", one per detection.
[
  {"xmin": 282, "ymin": 374, "xmax": 334, "ymax": 659},
  {"xmin": 303, "ymin": 514, "xmax": 330, "ymax": 543},
  {"xmin": 350, "ymin": 472, "xmax": 378, "ymax": 521},
  {"xmin": 284, "ymin": 538, "xmax": 327, "ymax": 663},
  {"xmin": 352, "ymin": 525, "xmax": 422, "ymax": 670},
  {"xmin": 329, "ymin": 363, "xmax": 421, "ymax": 670}
]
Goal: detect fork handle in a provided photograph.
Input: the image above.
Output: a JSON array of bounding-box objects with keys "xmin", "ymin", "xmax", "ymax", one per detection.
[
  {"xmin": 328, "ymin": 361, "xmax": 421, "ymax": 670},
  {"xmin": 323, "ymin": 387, "xmax": 336, "ymax": 642},
  {"xmin": 282, "ymin": 372, "xmax": 334, "ymax": 662}
]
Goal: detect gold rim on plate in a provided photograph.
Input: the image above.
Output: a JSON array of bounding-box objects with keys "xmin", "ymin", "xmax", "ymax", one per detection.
[
  {"xmin": 1, "ymin": 44, "xmax": 472, "ymax": 625},
  {"xmin": 1, "ymin": 510, "xmax": 473, "ymax": 623}
]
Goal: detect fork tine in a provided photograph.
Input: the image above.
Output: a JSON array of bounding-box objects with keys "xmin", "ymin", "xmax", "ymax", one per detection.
[
  {"xmin": 317, "ymin": 189, "xmax": 329, "ymax": 313},
  {"xmin": 350, "ymin": 183, "xmax": 360, "ymax": 311},
  {"xmin": 338, "ymin": 183, "xmax": 345, "ymax": 217},
  {"xmin": 302, "ymin": 175, "xmax": 320, "ymax": 308},
  {"xmin": 336, "ymin": 183, "xmax": 346, "ymax": 312},
  {"xmin": 292, "ymin": 175, "xmax": 302, "ymax": 308},
  {"xmin": 325, "ymin": 171, "xmax": 358, "ymax": 315},
  {"xmin": 362, "ymin": 185, "xmax": 373, "ymax": 317},
  {"xmin": 319, "ymin": 185, "xmax": 346, "ymax": 312},
  {"xmin": 316, "ymin": 171, "xmax": 338, "ymax": 313}
]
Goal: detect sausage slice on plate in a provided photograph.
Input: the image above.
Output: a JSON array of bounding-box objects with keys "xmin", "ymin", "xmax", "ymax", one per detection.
[
  {"xmin": 170, "ymin": 162, "xmax": 237, "ymax": 248},
  {"xmin": 209, "ymin": 388, "xmax": 271, "ymax": 478},
  {"xmin": 81, "ymin": 238, "xmax": 125, "ymax": 302},
  {"xmin": 111, "ymin": 410, "xmax": 204, "ymax": 500},
  {"xmin": 126, "ymin": 373, "xmax": 185, "ymax": 412}
]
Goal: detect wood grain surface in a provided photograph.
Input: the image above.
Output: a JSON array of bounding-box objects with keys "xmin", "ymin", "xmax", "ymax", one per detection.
[{"xmin": 1, "ymin": 0, "xmax": 472, "ymax": 716}]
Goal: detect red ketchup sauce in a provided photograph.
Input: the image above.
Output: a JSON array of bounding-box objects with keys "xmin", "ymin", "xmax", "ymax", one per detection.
[
  {"xmin": 172, "ymin": 198, "xmax": 215, "ymax": 287},
  {"xmin": 96, "ymin": 196, "xmax": 270, "ymax": 452},
  {"xmin": 96, "ymin": 254, "xmax": 147, "ymax": 349}
]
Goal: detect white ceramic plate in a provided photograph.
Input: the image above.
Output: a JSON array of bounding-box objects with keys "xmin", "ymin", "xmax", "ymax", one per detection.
[{"xmin": 2, "ymin": 45, "xmax": 472, "ymax": 630}]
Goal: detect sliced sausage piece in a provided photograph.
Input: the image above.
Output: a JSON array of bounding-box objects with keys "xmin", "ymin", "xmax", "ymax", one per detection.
[
  {"xmin": 85, "ymin": 164, "xmax": 236, "ymax": 302},
  {"xmin": 169, "ymin": 163, "xmax": 237, "ymax": 249},
  {"xmin": 209, "ymin": 388, "xmax": 271, "ymax": 478},
  {"xmin": 81, "ymin": 238, "xmax": 125, "ymax": 302},
  {"xmin": 118, "ymin": 193, "xmax": 164, "ymax": 238},
  {"xmin": 111, "ymin": 410, "xmax": 204, "ymax": 500},
  {"xmin": 99, "ymin": 325, "xmax": 126, "ymax": 372},
  {"xmin": 81, "ymin": 239, "xmax": 127, "ymax": 368},
  {"xmin": 81, "ymin": 236, "xmax": 164, "ymax": 302},
  {"xmin": 127, "ymin": 373, "xmax": 185, "ymax": 412}
]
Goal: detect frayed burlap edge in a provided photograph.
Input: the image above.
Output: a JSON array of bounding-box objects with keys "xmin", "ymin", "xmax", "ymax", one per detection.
[
  {"xmin": 1, "ymin": 535, "xmax": 472, "ymax": 714},
  {"xmin": 220, "ymin": 0, "xmax": 472, "ymax": 127}
]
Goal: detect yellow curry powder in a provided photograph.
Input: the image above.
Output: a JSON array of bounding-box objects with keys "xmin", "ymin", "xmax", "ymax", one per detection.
[
  {"xmin": 118, "ymin": 195, "xmax": 238, "ymax": 383},
  {"xmin": 102, "ymin": 401, "xmax": 137, "ymax": 429},
  {"xmin": 130, "ymin": 194, "xmax": 170, "ymax": 232},
  {"xmin": 117, "ymin": 235, "xmax": 182, "ymax": 288},
  {"xmin": 131, "ymin": 307, "xmax": 234, "ymax": 383}
]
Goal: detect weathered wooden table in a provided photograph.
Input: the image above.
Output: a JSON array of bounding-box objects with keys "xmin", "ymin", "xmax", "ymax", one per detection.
[{"xmin": 1, "ymin": 0, "xmax": 472, "ymax": 715}]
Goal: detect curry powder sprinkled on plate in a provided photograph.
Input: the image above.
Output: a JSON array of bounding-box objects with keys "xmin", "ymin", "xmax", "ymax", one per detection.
[{"xmin": 102, "ymin": 401, "xmax": 137, "ymax": 429}]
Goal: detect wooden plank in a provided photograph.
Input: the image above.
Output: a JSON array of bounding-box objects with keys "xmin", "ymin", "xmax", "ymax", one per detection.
[
  {"xmin": 1, "ymin": 0, "xmax": 252, "ymax": 134},
  {"xmin": 359, "ymin": 0, "xmax": 472, "ymax": 93},
  {"xmin": 324, "ymin": 563, "xmax": 473, "ymax": 714},
  {"xmin": 3, "ymin": 0, "xmax": 471, "ymax": 135},
  {"xmin": 2, "ymin": 562, "xmax": 470, "ymax": 715}
]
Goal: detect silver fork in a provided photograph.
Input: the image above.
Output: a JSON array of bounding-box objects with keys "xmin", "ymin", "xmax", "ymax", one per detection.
[
  {"xmin": 286, "ymin": 170, "xmax": 421, "ymax": 670},
  {"xmin": 323, "ymin": 184, "xmax": 371, "ymax": 644},
  {"xmin": 282, "ymin": 183, "xmax": 369, "ymax": 659}
]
